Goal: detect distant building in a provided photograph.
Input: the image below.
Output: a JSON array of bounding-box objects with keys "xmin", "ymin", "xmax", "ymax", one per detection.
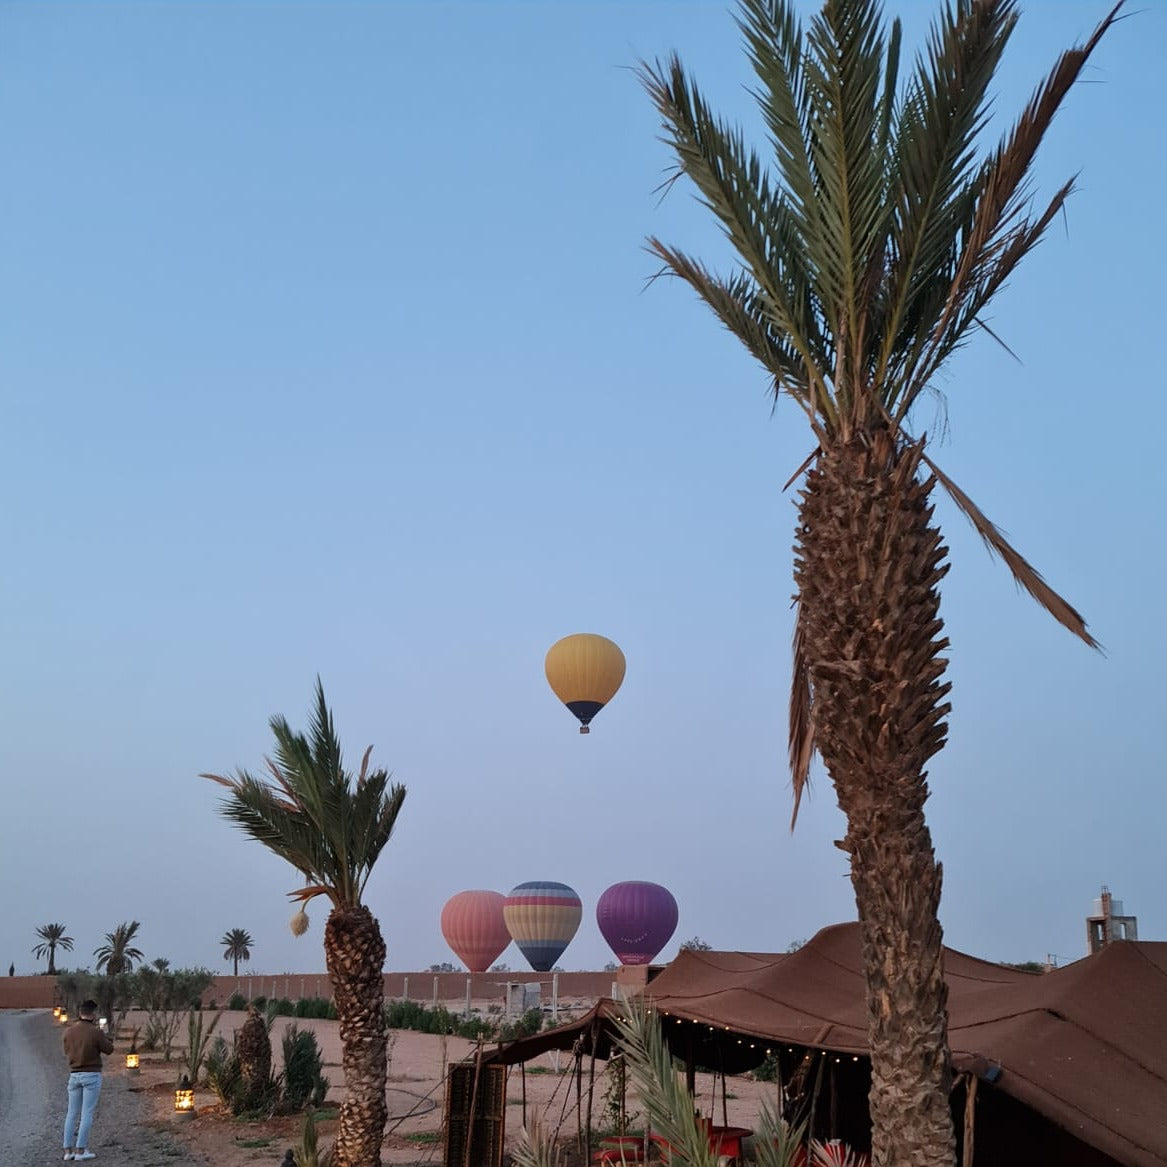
[{"xmin": 1086, "ymin": 885, "xmax": 1138, "ymax": 954}]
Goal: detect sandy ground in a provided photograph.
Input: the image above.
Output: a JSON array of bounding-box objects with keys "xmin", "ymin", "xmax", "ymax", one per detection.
[{"xmin": 3, "ymin": 1008, "xmax": 776, "ymax": 1166}]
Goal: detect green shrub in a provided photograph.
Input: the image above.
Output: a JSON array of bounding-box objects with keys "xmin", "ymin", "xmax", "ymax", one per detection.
[
  {"xmin": 383, "ymin": 999, "xmax": 494, "ymax": 1040},
  {"xmin": 281, "ymin": 1025, "xmax": 330, "ymax": 1113},
  {"xmin": 497, "ymin": 1008, "xmax": 544, "ymax": 1042},
  {"xmin": 292, "ymin": 997, "xmax": 335, "ymax": 1020},
  {"xmin": 226, "ymin": 993, "xmax": 247, "ymax": 1011}
]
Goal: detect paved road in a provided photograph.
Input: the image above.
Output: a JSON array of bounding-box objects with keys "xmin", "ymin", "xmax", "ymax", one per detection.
[{"xmin": 0, "ymin": 1010, "xmax": 68, "ymax": 1165}]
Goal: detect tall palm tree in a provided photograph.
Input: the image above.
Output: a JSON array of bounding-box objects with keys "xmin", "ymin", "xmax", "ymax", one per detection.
[
  {"xmin": 94, "ymin": 921, "xmax": 144, "ymax": 975},
  {"xmin": 221, "ymin": 928, "xmax": 255, "ymax": 977},
  {"xmin": 641, "ymin": 2, "xmax": 1117, "ymax": 1164},
  {"xmin": 203, "ymin": 680, "xmax": 406, "ymax": 1167},
  {"xmin": 32, "ymin": 923, "xmax": 73, "ymax": 975}
]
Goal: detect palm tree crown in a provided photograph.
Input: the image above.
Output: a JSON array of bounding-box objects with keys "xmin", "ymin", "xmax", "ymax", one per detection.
[
  {"xmin": 643, "ymin": 0, "xmax": 1113, "ymax": 777},
  {"xmin": 221, "ymin": 928, "xmax": 255, "ymax": 976},
  {"xmin": 203, "ymin": 678, "xmax": 406, "ymax": 914},
  {"xmin": 94, "ymin": 921, "xmax": 144, "ymax": 975},
  {"xmin": 32, "ymin": 923, "xmax": 73, "ymax": 975}
]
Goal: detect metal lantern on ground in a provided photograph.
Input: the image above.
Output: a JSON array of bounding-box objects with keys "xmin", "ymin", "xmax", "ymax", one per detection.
[
  {"xmin": 59, "ymin": 1011, "xmax": 69, "ymax": 1024},
  {"xmin": 52, "ymin": 1006, "xmax": 61, "ymax": 1020},
  {"xmin": 441, "ymin": 890, "xmax": 511, "ymax": 973},
  {"xmin": 597, "ymin": 880, "xmax": 679, "ymax": 965},
  {"xmin": 125, "ymin": 1051, "xmax": 140, "ymax": 1075},
  {"xmin": 503, "ymin": 881, "xmax": 582, "ymax": 971},
  {"xmin": 174, "ymin": 1074, "xmax": 195, "ymax": 1118},
  {"xmin": 545, "ymin": 634, "xmax": 625, "ymax": 733}
]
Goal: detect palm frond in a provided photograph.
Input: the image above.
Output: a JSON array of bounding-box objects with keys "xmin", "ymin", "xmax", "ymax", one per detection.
[
  {"xmin": 800, "ymin": 0, "xmax": 889, "ymax": 404},
  {"xmin": 921, "ymin": 450, "xmax": 1098, "ymax": 648},
  {"xmin": 788, "ymin": 607, "xmax": 815, "ymax": 827},
  {"xmin": 900, "ymin": 1, "xmax": 1123, "ymax": 412},
  {"xmin": 878, "ymin": 0, "xmax": 1017, "ymax": 400},
  {"xmin": 612, "ymin": 1000, "xmax": 718, "ymax": 1167},
  {"xmin": 640, "ymin": 55, "xmax": 834, "ymax": 423}
]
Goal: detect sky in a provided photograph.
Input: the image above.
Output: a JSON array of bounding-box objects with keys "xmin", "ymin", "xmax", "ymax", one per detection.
[{"xmin": 2, "ymin": 0, "xmax": 1163, "ymax": 982}]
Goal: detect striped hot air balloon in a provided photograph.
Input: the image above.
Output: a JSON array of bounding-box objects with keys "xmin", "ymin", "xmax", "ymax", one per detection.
[
  {"xmin": 503, "ymin": 881, "xmax": 582, "ymax": 972},
  {"xmin": 596, "ymin": 880, "xmax": 678, "ymax": 966},
  {"xmin": 440, "ymin": 890, "xmax": 511, "ymax": 973}
]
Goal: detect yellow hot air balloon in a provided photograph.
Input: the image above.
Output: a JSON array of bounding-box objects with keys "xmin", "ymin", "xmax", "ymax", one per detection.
[{"xmin": 545, "ymin": 633, "xmax": 625, "ymax": 733}]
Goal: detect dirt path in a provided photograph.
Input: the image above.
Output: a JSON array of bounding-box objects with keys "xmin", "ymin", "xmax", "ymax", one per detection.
[{"xmin": 0, "ymin": 1010, "xmax": 210, "ymax": 1166}]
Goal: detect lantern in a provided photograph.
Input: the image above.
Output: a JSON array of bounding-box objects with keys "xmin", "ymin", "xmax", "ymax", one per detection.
[
  {"xmin": 125, "ymin": 1052, "xmax": 140, "ymax": 1075},
  {"xmin": 52, "ymin": 1006, "xmax": 61, "ymax": 1019},
  {"xmin": 174, "ymin": 1075, "xmax": 195, "ymax": 1118},
  {"xmin": 59, "ymin": 1011, "xmax": 69, "ymax": 1024}
]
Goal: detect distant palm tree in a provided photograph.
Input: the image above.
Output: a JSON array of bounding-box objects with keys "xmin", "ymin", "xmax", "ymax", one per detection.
[
  {"xmin": 32, "ymin": 923, "xmax": 73, "ymax": 975},
  {"xmin": 204, "ymin": 679, "xmax": 406, "ymax": 1167},
  {"xmin": 221, "ymin": 928, "xmax": 255, "ymax": 976},
  {"xmin": 94, "ymin": 921, "xmax": 144, "ymax": 975}
]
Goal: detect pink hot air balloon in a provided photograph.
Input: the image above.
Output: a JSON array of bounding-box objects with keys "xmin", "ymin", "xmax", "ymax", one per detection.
[
  {"xmin": 597, "ymin": 880, "xmax": 679, "ymax": 966},
  {"xmin": 440, "ymin": 890, "xmax": 511, "ymax": 973}
]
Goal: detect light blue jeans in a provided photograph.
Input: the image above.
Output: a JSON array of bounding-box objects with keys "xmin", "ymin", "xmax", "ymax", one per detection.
[{"xmin": 63, "ymin": 1071, "xmax": 103, "ymax": 1151}]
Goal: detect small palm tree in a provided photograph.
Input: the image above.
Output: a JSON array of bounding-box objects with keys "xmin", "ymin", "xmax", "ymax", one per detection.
[
  {"xmin": 94, "ymin": 921, "xmax": 144, "ymax": 975},
  {"xmin": 641, "ymin": 2, "xmax": 1119, "ymax": 1164},
  {"xmin": 221, "ymin": 928, "xmax": 255, "ymax": 976},
  {"xmin": 203, "ymin": 679, "xmax": 406, "ymax": 1167},
  {"xmin": 32, "ymin": 923, "xmax": 73, "ymax": 976}
]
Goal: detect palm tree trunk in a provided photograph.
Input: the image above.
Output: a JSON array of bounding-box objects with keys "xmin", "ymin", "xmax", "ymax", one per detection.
[
  {"xmin": 325, "ymin": 904, "xmax": 388, "ymax": 1167},
  {"xmin": 794, "ymin": 430, "xmax": 955, "ymax": 1167}
]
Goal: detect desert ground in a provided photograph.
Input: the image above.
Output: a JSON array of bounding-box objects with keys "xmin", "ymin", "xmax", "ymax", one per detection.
[{"xmin": 110, "ymin": 1008, "xmax": 776, "ymax": 1166}]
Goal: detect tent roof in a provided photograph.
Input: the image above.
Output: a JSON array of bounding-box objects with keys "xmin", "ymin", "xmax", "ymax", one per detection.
[{"xmin": 487, "ymin": 922, "xmax": 1167, "ymax": 1166}]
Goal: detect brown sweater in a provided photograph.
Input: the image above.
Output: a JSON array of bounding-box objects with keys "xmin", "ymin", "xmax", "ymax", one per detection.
[{"xmin": 63, "ymin": 1018, "xmax": 114, "ymax": 1072}]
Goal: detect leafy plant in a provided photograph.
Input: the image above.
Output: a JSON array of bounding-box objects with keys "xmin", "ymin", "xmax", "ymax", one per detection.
[
  {"xmin": 292, "ymin": 1110, "xmax": 334, "ymax": 1167},
  {"xmin": 184, "ymin": 1009, "xmax": 223, "ymax": 1084},
  {"xmin": 133, "ymin": 966, "xmax": 215, "ymax": 1060},
  {"xmin": 281, "ymin": 1024, "xmax": 330, "ymax": 1113}
]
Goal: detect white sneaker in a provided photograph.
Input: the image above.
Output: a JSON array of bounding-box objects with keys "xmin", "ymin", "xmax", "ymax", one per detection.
[
  {"xmin": 75, "ymin": 1154, "xmax": 97, "ymax": 1162},
  {"xmin": 63, "ymin": 1155, "xmax": 74, "ymax": 1163}
]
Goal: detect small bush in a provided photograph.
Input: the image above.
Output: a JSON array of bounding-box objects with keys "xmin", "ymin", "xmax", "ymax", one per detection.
[
  {"xmin": 281, "ymin": 1025, "xmax": 330, "ymax": 1113},
  {"xmin": 497, "ymin": 1008, "xmax": 544, "ymax": 1042},
  {"xmin": 292, "ymin": 997, "xmax": 336, "ymax": 1020},
  {"xmin": 227, "ymin": 993, "xmax": 247, "ymax": 1011}
]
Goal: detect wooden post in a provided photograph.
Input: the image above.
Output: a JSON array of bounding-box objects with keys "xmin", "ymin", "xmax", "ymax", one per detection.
[
  {"xmin": 962, "ymin": 1074, "xmax": 978, "ymax": 1167},
  {"xmin": 463, "ymin": 1036, "xmax": 484, "ymax": 1167},
  {"xmin": 585, "ymin": 1022, "xmax": 597, "ymax": 1165},
  {"xmin": 521, "ymin": 1061, "xmax": 528, "ymax": 1129}
]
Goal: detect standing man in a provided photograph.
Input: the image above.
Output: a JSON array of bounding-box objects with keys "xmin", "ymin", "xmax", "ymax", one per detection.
[{"xmin": 62, "ymin": 998, "xmax": 114, "ymax": 1161}]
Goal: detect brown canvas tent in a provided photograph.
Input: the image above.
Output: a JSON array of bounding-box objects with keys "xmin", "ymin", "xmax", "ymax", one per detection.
[{"xmin": 484, "ymin": 923, "xmax": 1167, "ymax": 1166}]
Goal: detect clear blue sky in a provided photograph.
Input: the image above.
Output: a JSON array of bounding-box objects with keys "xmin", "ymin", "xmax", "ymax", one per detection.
[{"xmin": 2, "ymin": 0, "xmax": 1163, "ymax": 979}]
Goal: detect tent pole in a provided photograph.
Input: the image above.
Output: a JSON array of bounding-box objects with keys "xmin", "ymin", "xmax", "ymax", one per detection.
[
  {"xmin": 585, "ymin": 1025, "xmax": 598, "ymax": 1165},
  {"xmin": 686, "ymin": 1030, "xmax": 696, "ymax": 1097},
  {"xmin": 808, "ymin": 1051, "xmax": 825, "ymax": 1143},
  {"xmin": 521, "ymin": 1061, "xmax": 527, "ymax": 1129},
  {"xmin": 962, "ymin": 1073, "xmax": 978, "ymax": 1167},
  {"xmin": 720, "ymin": 1056, "xmax": 728, "ymax": 1126},
  {"xmin": 575, "ymin": 1048, "xmax": 584, "ymax": 1155}
]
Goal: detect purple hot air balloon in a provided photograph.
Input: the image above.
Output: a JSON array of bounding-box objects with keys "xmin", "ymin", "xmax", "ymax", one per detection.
[{"xmin": 597, "ymin": 881, "xmax": 679, "ymax": 966}]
